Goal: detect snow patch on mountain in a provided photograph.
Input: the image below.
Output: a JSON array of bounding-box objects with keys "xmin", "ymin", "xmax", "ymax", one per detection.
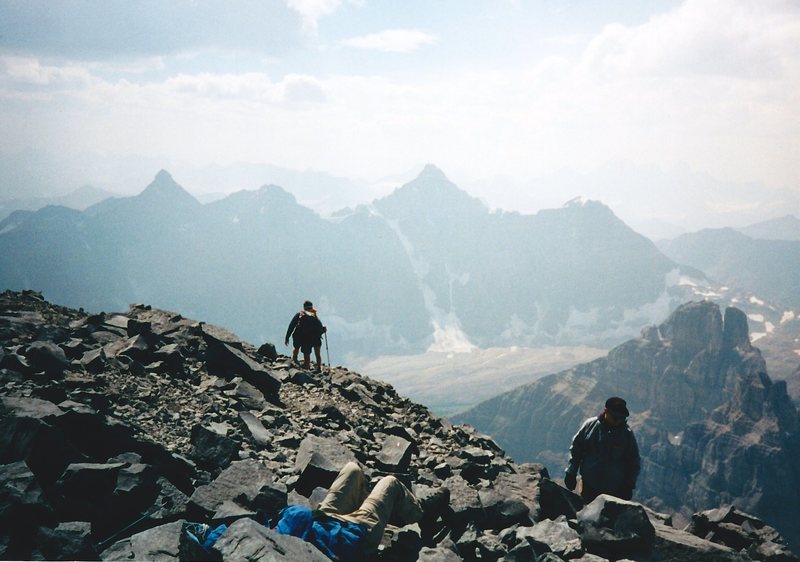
[{"xmin": 370, "ymin": 206, "xmax": 475, "ymax": 353}]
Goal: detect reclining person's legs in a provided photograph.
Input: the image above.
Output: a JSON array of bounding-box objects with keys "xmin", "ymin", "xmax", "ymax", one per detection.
[
  {"xmin": 318, "ymin": 462, "xmax": 369, "ymax": 516},
  {"xmin": 345, "ymin": 475, "xmax": 423, "ymax": 553}
]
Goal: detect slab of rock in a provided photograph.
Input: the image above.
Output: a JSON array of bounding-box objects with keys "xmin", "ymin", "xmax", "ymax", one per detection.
[
  {"xmin": 256, "ymin": 342, "xmax": 278, "ymax": 361},
  {"xmin": 234, "ymin": 380, "xmax": 268, "ymax": 411},
  {"xmin": 491, "ymin": 470, "xmax": 545, "ymax": 523},
  {"xmin": 688, "ymin": 505, "xmax": 774, "ymax": 550},
  {"xmin": 0, "ymin": 460, "xmax": 54, "ymax": 557},
  {"xmin": 212, "ymin": 517, "xmax": 330, "ymax": 561},
  {"xmin": 53, "ymin": 462, "xmax": 126, "ymax": 524},
  {"xmin": 80, "ymin": 347, "xmax": 108, "ymax": 373},
  {"xmin": 375, "ymin": 435, "xmax": 414, "ymax": 473},
  {"xmin": 239, "ymin": 412, "xmax": 272, "ymax": 449},
  {"xmin": 0, "ymin": 402, "xmax": 81, "ymax": 485},
  {"xmin": 190, "ymin": 424, "xmax": 239, "ymax": 471},
  {"xmin": 537, "ymin": 478, "xmax": 583, "ymax": 522},
  {"xmin": 653, "ymin": 522, "xmax": 744, "ymax": 562},
  {"xmin": 189, "ymin": 459, "xmax": 275, "ymax": 520},
  {"xmin": 35, "ymin": 521, "xmax": 98, "ymax": 561},
  {"xmin": 152, "ymin": 343, "xmax": 184, "ymax": 372},
  {"xmin": 294, "ymin": 435, "xmax": 357, "ymax": 496},
  {"xmin": 417, "ymin": 544, "xmax": 461, "ymax": 561},
  {"xmin": 477, "ymin": 488, "xmax": 530, "ymax": 529},
  {"xmin": 100, "ymin": 520, "xmax": 209, "ymax": 561},
  {"xmin": 442, "ymin": 475, "xmax": 485, "ymax": 531},
  {"xmin": 203, "ymin": 331, "xmax": 280, "ymax": 400},
  {"xmin": 577, "ymin": 495, "xmax": 656, "ymax": 559},
  {"xmin": 518, "ymin": 518, "xmax": 584, "ymax": 559},
  {"xmin": 117, "ymin": 334, "xmax": 154, "ymax": 363},
  {"xmin": 112, "ymin": 461, "xmax": 160, "ymax": 516},
  {"xmin": 25, "ymin": 341, "xmax": 69, "ymax": 377}
]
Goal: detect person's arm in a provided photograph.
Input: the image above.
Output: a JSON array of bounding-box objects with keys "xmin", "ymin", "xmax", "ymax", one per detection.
[
  {"xmin": 565, "ymin": 421, "xmax": 588, "ymax": 490},
  {"xmin": 285, "ymin": 314, "xmax": 299, "ymax": 345}
]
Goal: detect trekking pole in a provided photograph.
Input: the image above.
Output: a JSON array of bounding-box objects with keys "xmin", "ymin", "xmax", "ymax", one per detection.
[
  {"xmin": 95, "ymin": 498, "xmax": 168, "ymax": 552},
  {"xmin": 324, "ymin": 332, "xmax": 331, "ymax": 373}
]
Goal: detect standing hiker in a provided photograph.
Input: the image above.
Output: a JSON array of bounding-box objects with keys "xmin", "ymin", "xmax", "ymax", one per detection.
[
  {"xmin": 285, "ymin": 300, "xmax": 326, "ymax": 371},
  {"xmin": 564, "ymin": 396, "xmax": 641, "ymax": 503}
]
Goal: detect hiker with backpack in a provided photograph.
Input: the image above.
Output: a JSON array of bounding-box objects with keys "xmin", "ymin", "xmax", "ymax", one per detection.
[
  {"xmin": 285, "ymin": 300, "xmax": 327, "ymax": 371},
  {"xmin": 563, "ymin": 396, "xmax": 641, "ymax": 503}
]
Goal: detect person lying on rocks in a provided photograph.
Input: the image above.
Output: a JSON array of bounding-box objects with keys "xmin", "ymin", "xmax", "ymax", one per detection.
[
  {"xmin": 189, "ymin": 461, "xmax": 450, "ymax": 560},
  {"xmin": 275, "ymin": 461, "xmax": 450, "ymax": 560},
  {"xmin": 564, "ymin": 396, "xmax": 641, "ymax": 503}
]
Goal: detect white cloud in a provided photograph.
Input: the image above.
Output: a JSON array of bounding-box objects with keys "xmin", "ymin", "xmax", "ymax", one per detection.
[
  {"xmin": 343, "ymin": 29, "xmax": 438, "ymax": 53},
  {"xmin": 88, "ymin": 57, "xmax": 167, "ymax": 75},
  {"xmin": 280, "ymin": 74, "xmax": 326, "ymax": 103},
  {"xmin": 0, "ymin": 56, "xmax": 92, "ymax": 88},
  {"xmin": 285, "ymin": 0, "xmax": 360, "ymax": 33},
  {"xmin": 580, "ymin": 0, "xmax": 800, "ymax": 80}
]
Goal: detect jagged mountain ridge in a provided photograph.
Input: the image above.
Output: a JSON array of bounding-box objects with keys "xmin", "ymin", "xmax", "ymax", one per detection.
[
  {"xmin": 1, "ymin": 166, "xmax": 719, "ymax": 360},
  {"xmin": 1, "ymin": 290, "xmax": 797, "ymax": 561},
  {"xmin": 455, "ymin": 300, "xmax": 800, "ymax": 549}
]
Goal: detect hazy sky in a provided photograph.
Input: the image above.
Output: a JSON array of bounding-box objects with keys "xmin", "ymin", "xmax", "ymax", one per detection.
[{"xmin": 1, "ymin": 0, "xmax": 799, "ymax": 235}]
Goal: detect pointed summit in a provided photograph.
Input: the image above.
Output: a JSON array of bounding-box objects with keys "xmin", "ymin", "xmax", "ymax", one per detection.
[
  {"xmin": 417, "ymin": 163, "xmax": 448, "ymax": 182},
  {"xmin": 376, "ymin": 164, "xmax": 486, "ymax": 218},
  {"xmin": 139, "ymin": 170, "xmax": 200, "ymax": 207}
]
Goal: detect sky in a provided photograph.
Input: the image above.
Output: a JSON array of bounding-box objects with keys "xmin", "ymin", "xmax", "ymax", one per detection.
[{"xmin": 1, "ymin": 0, "xmax": 799, "ymax": 237}]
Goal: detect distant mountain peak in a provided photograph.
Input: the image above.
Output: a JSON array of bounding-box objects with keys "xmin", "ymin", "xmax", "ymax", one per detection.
[
  {"xmin": 418, "ymin": 163, "xmax": 448, "ymax": 181},
  {"xmin": 139, "ymin": 170, "xmax": 199, "ymax": 206},
  {"xmin": 146, "ymin": 169, "xmax": 179, "ymax": 191},
  {"xmin": 376, "ymin": 164, "xmax": 486, "ymax": 216},
  {"xmin": 563, "ymin": 196, "xmax": 600, "ymax": 208},
  {"xmin": 257, "ymin": 184, "xmax": 297, "ymax": 202}
]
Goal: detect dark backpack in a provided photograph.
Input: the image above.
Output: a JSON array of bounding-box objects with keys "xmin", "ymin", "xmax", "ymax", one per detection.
[{"xmin": 296, "ymin": 312, "xmax": 321, "ymax": 340}]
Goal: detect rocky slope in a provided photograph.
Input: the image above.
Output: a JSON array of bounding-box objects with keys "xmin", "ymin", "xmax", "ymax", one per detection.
[
  {"xmin": 456, "ymin": 301, "xmax": 800, "ymax": 550},
  {"xmin": 2, "ymin": 290, "xmax": 797, "ymax": 561}
]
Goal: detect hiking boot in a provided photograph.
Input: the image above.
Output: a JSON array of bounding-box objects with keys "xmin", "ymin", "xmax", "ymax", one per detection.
[{"xmin": 186, "ymin": 523, "xmax": 210, "ymax": 545}]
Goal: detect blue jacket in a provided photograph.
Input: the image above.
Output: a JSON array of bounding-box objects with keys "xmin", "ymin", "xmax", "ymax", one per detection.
[
  {"xmin": 566, "ymin": 416, "xmax": 640, "ymax": 496},
  {"xmin": 275, "ymin": 505, "xmax": 367, "ymax": 561}
]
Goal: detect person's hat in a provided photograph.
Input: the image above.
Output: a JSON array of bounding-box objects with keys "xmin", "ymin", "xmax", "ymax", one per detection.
[
  {"xmin": 303, "ymin": 300, "xmax": 313, "ymax": 310},
  {"xmin": 605, "ymin": 397, "xmax": 629, "ymax": 418}
]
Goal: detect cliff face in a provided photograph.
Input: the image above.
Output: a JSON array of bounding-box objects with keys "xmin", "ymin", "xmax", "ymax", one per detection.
[
  {"xmin": 645, "ymin": 369, "xmax": 800, "ymax": 537},
  {"xmin": 456, "ymin": 301, "xmax": 800, "ymax": 548}
]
